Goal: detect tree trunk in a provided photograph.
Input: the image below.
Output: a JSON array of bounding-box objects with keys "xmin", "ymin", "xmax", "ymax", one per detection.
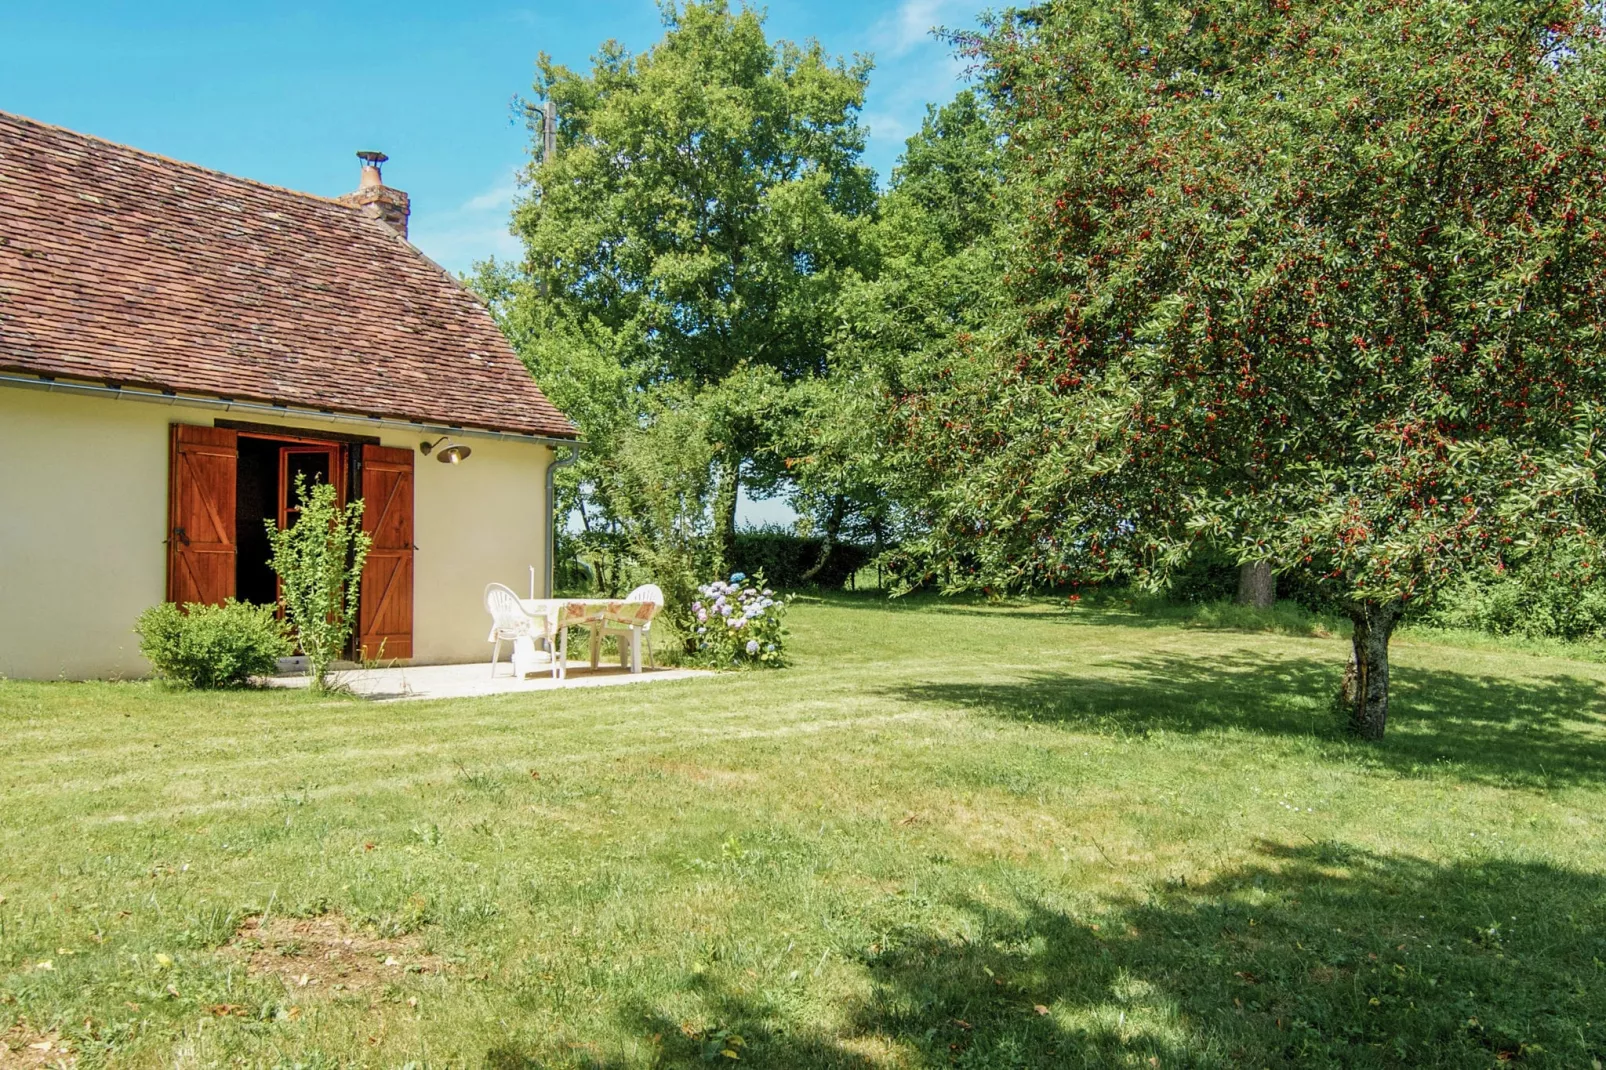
[
  {"xmin": 800, "ymin": 495, "xmax": 845, "ymax": 585},
  {"xmin": 1342, "ymin": 600, "xmax": 1402, "ymax": 740},
  {"xmin": 1236, "ymin": 560, "xmax": 1275, "ymax": 609}
]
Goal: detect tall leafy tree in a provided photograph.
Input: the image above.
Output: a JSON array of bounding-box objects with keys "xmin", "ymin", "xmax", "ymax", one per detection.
[
  {"xmin": 787, "ymin": 89, "xmax": 1009, "ymax": 569},
  {"xmin": 497, "ymin": 0, "xmax": 876, "ymax": 565},
  {"xmin": 915, "ymin": 0, "xmax": 1606, "ymax": 737}
]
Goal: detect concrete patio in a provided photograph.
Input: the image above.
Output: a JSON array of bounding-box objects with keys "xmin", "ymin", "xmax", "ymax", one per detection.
[{"xmin": 264, "ymin": 660, "xmax": 710, "ymax": 701}]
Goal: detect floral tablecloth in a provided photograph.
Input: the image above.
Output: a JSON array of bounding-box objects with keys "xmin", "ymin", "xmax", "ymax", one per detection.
[
  {"xmin": 520, "ymin": 598, "xmax": 659, "ymax": 629},
  {"xmin": 519, "ymin": 598, "xmax": 659, "ymax": 677}
]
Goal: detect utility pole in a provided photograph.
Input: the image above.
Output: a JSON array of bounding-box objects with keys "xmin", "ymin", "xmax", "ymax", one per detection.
[{"xmin": 536, "ymin": 99, "xmax": 558, "ymax": 301}]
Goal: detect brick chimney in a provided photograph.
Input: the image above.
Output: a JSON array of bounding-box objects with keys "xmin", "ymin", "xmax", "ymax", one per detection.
[{"xmin": 338, "ymin": 151, "xmax": 410, "ymax": 238}]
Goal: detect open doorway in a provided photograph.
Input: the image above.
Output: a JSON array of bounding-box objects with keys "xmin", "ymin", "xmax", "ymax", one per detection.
[
  {"xmin": 234, "ymin": 433, "xmax": 348, "ymax": 607},
  {"xmin": 168, "ymin": 421, "xmax": 415, "ymax": 660}
]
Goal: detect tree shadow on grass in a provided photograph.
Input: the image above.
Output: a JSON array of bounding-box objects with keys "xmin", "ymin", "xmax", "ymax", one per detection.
[
  {"xmin": 888, "ymin": 649, "xmax": 1606, "ymax": 789},
  {"xmin": 486, "ymin": 982, "xmax": 883, "ymax": 1070},
  {"xmin": 622, "ymin": 986, "xmax": 881, "ymax": 1070},
  {"xmin": 579, "ymin": 843, "xmax": 1606, "ymax": 1068}
]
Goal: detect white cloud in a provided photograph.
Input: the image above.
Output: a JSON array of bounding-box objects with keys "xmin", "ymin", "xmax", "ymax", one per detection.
[
  {"xmin": 461, "ymin": 179, "xmax": 521, "ymax": 214},
  {"xmin": 860, "ymin": 108, "xmax": 914, "ymax": 149},
  {"xmin": 411, "ymin": 221, "xmax": 523, "ymax": 275},
  {"xmin": 859, "ymin": 23, "xmax": 973, "ymax": 178},
  {"xmin": 874, "ymin": 0, "xmax": 970, "ymax": 58},
  {"xmin": 409, "ymin": 171, "xmax": 524, "ymax": 275}
]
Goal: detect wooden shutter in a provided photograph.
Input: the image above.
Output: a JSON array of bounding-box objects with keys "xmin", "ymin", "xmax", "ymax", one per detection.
[
  {"xmin": 167, "ymin": 424, "xmax": 238, "ymax": 606},
  {"xmin": 358, "ymin": 444, "xmax": 414, "ymax": 660}
]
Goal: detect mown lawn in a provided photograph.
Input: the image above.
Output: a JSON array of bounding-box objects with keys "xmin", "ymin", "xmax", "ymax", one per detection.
[{"xmin": 2, "ymin": 595, "xmax": 1604, "ymax": 1068}]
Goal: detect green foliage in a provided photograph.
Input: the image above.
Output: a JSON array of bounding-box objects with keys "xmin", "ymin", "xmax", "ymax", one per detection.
[
  {"xmin": 133, "ymin": 600, "xmax": 291, "ymax": 689},
  {"xmin": 517, "ymin": 0, "xmax": 873, "ymax": 394},
  {"xmin": 1424, "ymin": 546, "xmax": 1606, "ymax": 641},
  {"xmin": 592, "ymin": 394, "xmax": 722, "ymax": 648},
  {"xmin": 924, "ymin": 0, "xmax": 1606, "ymax": 603},
  {"xmin": 690, "ymin": 571, "xmax": 788, "ymax": 667},
  {"xmin": 729, "ymin": 526, "xmax": 870, "ymax": 589},
  {"xmin": 1160, "ymin": 545, "xmax": 1242, "ymax": 605},
  {"xmin": 476, "ymin": 0, "xmax": 877, "ymax": 571},
  {"xmin": 265, "ymin": 476, "xmax": 371, "ymax": 690},
  {"xmin": 788, "ymin": 89, "xmax": 1010, "ymax": 565},
  {"xmin": 908, "ymin": 0, "xmax": 1606, "ymax": 733}
]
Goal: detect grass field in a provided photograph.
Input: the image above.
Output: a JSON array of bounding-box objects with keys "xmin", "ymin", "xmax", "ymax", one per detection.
[{"xmin": 2, "ymin": 595, "xmax": 1604, "ymax": 1068}]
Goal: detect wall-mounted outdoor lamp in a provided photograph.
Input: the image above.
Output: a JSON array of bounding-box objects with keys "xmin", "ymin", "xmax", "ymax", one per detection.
[{"xmin": 420, "ymin": 437, "xmax": 472, "ymax": 464}]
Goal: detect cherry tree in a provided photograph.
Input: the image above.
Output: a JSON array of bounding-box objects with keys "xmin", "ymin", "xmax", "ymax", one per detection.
[{"xmin": 913, "ymin": 0, "xmax": 1606, "ymax": 737}]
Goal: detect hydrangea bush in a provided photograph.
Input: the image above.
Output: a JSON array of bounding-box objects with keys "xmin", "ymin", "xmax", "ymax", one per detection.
[{"xmin": 690, "ymin": 570, "xmax": 788, "ymax": 667}]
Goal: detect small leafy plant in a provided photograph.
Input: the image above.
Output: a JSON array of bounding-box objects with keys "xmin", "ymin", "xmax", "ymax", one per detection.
[
  {"xmin": 266, "ymin": 475, "xmax": 371, "ymax": 690},
  {"xmin": 691, "ymin": 570, "xmax": 788, "ymax": 667},
  {"xmin": 134, "ymin": 600, "xmax": 292, "ymax": 688}
]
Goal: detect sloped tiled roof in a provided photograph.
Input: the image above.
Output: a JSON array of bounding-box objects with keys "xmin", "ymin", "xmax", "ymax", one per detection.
[{"xmin": 0, "ymin": 110, "xmax": 576, "ymax": 439}]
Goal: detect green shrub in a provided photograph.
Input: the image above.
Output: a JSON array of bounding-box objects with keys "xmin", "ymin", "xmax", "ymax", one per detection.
[
  {"xmin": 267, "ymin": 475, "xmax": 371, "ymax": 690},
  {"xmin": 1421, "ymin": 549, "xmax": 1606, "ymax": 642},
  {"xmin": 1161, "ymin": 544, "xmax": 1240, "ymax": 603},
  {"xmin": 730, "ymin": 528, "xmax": 870, "ymax": 589},
  {"xmin": 134, "ymin": 600, "xmax": 292, "ymax": 688},
  {"xmin": 593, "ymin": 400, "xmax": 721, "ymax": 653},
  {"xmin": 1159, "ymin": 545, "xmax": 1347, "ymax": 615},
  {"xmin": 690, "ymin": 570, "xmax": 790, "ymax": 668}
]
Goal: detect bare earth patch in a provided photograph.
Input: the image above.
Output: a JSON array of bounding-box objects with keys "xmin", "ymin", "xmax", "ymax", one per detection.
[
  {"xmin": 0, "ymin": 1025, "xmax": 71, "ymax": 1069},
  {"xmin": 228, "ymin": 914, "xmax": 444, "ymax": 997}
]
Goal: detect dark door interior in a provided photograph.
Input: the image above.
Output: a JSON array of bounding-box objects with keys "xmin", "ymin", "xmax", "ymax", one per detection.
[
  {"xmin": 279, "ymin": 447, "xmax": 340, "ymax": 530},
  {"xmin": 235, "ymin": 436, "xmax": 346, "ymax": 606}
]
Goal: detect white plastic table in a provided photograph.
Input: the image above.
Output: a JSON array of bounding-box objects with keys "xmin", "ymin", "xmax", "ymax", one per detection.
[{"xmin": 521, "ymin": 598, "xmax": 657, "ymax": 677}]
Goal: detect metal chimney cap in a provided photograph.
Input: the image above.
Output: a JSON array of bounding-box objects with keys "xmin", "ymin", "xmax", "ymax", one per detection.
[{"xmin": 356, "ymin": 151, "xmax": 389, "ymax": 165}]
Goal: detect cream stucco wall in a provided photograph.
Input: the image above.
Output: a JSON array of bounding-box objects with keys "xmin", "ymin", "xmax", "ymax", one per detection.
[{"xmin": 0, "ymin": 385, "xmax": 554, "ymax": 680}]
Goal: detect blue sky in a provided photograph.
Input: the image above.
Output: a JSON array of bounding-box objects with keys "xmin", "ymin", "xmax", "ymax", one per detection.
[{"xmin": 0, "ymin": 0, "xmax": 981, "ymax": 276}]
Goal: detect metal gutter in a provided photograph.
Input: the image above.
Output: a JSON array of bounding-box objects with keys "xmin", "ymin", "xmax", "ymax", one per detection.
[
  {"xmin": 543, "ymin": 443, "xmax": 582, "ymax": 598},
  {"xmin": 0, "ymin": 372, "xmax": 581, "ymax": 449}
]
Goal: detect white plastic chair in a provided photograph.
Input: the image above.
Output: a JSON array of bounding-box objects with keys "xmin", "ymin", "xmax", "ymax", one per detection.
[
  {"xmin": 593, "ymin": 583, "xmax": 664, "ymax": 673},
  {"xmin": 484, "ymin": 583, "xmax": 559, "ymax": 679}
]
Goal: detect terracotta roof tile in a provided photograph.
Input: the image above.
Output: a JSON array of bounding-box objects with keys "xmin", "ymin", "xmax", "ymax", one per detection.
[{"xmin": 0, "ymin": 110, "xmax": 576, "ymax": 439}]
